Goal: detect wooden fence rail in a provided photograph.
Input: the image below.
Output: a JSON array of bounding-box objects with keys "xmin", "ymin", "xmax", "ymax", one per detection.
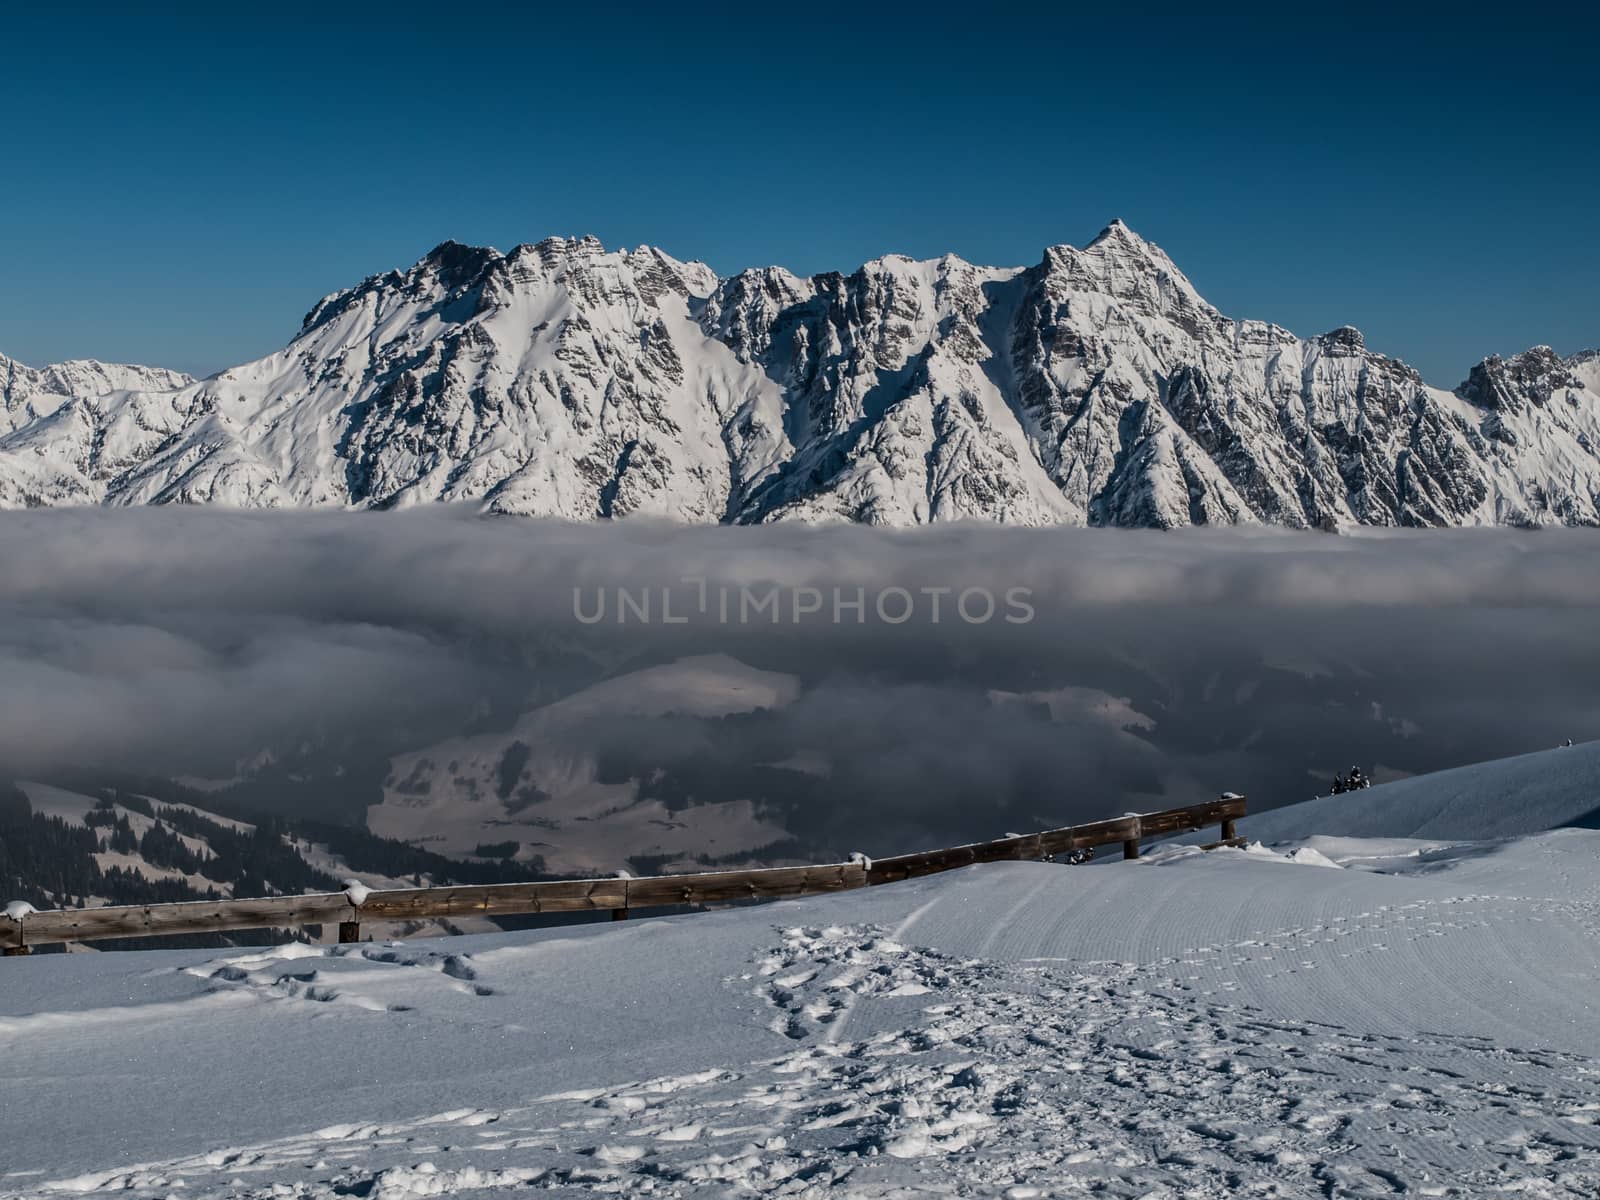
[{"xmin": 1, "ymin": 796, "xmax": 1245, "ymax": 955}]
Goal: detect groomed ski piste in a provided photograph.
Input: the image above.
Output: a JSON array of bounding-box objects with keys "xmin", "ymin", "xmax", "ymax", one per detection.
[{"xmin": 3, "ymin": 744, "xmax": 1599, "ymax": 1198}]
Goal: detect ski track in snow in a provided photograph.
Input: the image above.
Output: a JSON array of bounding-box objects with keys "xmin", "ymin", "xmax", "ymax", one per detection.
[{"xmin": 9, "ymin": 909, "xmax": 1600, "ymax": 1199}]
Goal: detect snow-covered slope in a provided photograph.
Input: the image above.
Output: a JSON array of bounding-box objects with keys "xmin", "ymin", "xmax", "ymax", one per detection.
[
  {"xmin": 3, "ymin": 225, "xmax": 1597, "ymax": 527},
  {"xmin": 0, "ymin": 353, "xmax": 196, "ymax": 507},
  {"xmin": 6, "ymin": 745, "xmax": 1600, "ymax": 1196},
  {"xmin": 4, "ymin": 829, "xmax": 1598, "ymax": 1197},
  {"xmin": 1232, "ymin": 738, "xmax": 1600, "ymax": 844},
  {"xmin": 1, "ymin": 354, "xmax": 192, "ymax": 434}
]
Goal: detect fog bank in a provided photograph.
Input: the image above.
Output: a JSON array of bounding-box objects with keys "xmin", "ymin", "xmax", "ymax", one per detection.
[{"xmin": 3, "ymin": 508, "xmax": 1596, "ymax": 853}]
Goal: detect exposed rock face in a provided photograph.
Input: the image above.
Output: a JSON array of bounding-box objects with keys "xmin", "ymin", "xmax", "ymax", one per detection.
[{"xmin": 2, "ymin": 224, "xmax": 1596, "ymax": 527}]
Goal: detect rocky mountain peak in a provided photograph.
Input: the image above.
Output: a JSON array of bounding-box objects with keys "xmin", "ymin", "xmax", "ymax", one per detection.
[
  {"xmin": 1460, "ymin": 345, "xmax": 1578, "ymax": 414},
  {"xmin": 1086, "ymin": 217, "xmax": 1142, "ymax": 247},
  {"xmin": 1317, "ymin": 326, "xmax": 1367, "ymax": 354},
  {"xmin": 3, "ymin": 224, "xmax": 1597, "ymax": 529},
  {"xmin": 417, "ymin": 239, "xmax": 499, "ymax": 289},
  {"xmin": 1035, "ymin": 222, "xmax": 1216, "ymax": 339}
]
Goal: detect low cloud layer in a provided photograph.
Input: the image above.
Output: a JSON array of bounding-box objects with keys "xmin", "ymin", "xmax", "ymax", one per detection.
[{"xmin": 3, "ymin": 507, "xmax": 1598, "ymax": 856}]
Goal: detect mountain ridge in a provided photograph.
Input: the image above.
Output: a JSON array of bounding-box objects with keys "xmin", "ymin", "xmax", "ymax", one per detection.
[{"xmin": 3, "ymin": 223, "xmax": 1596, "ymax": 528}]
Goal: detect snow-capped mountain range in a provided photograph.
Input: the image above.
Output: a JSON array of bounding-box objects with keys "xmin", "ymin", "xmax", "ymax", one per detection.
[{"xmin": 4, "ymin": 222, "xmax": 1596, "ymax": 528}]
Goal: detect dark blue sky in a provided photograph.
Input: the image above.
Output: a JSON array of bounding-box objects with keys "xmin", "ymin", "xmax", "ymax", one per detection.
[{"xmin": 3, "ymin": 2, "xmax": 1595, "ymax": 384}]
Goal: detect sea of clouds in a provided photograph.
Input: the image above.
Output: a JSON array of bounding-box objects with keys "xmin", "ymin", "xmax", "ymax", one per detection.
[{"xmin": 3, "ymin": 507, "xmax": 1596, "ymax": 853}]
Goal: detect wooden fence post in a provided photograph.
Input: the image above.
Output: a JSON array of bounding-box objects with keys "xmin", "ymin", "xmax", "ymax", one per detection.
[
  {"xmin": 1220, "ymin": 792, "xmax": 1243, "ymax": 842},
  {"xmin": 4, "ymin": 900, "xmax": 35, "ymax": 956},
  {"xmin": 1122, "ymin": 813, "xmax": 1142, "ymax": 860},
  {"xmin": 339, "ymin": 880, "xmax": 369, "ymax": 944},
  {"xmin": 611, "ymin": 877, "xmax": 631, "ymax": 920}
]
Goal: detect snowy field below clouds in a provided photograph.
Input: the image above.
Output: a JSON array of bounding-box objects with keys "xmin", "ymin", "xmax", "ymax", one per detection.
[
  {"xmin": 3, "ymin": 753, "xmax": 1600, "ymax": 1197},
  {"xmin": 4, "ymin": 849, "xmax": 1597, "ymax": 1198}
]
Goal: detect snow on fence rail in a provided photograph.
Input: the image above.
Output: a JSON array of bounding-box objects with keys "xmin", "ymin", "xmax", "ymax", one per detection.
[{"xmin": 1, "ymin": 797, "xmax": 1245, "ymax": 955}]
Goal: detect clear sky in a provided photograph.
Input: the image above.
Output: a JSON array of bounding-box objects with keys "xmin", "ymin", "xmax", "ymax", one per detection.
[{"xmin": 2, "ymin": 2, "xmax": 1595, "ymax": 385}]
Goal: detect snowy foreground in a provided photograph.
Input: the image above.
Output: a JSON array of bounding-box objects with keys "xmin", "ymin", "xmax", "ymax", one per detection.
[{"xmin": 4, "ymin": 751, "xmax": 1600, "ymax": 1197}]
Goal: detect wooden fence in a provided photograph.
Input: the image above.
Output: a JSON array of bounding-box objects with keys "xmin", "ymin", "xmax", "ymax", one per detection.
[{"xmin": 1, "ymin": 796, "xmax": 1245, "ymax": 955}]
